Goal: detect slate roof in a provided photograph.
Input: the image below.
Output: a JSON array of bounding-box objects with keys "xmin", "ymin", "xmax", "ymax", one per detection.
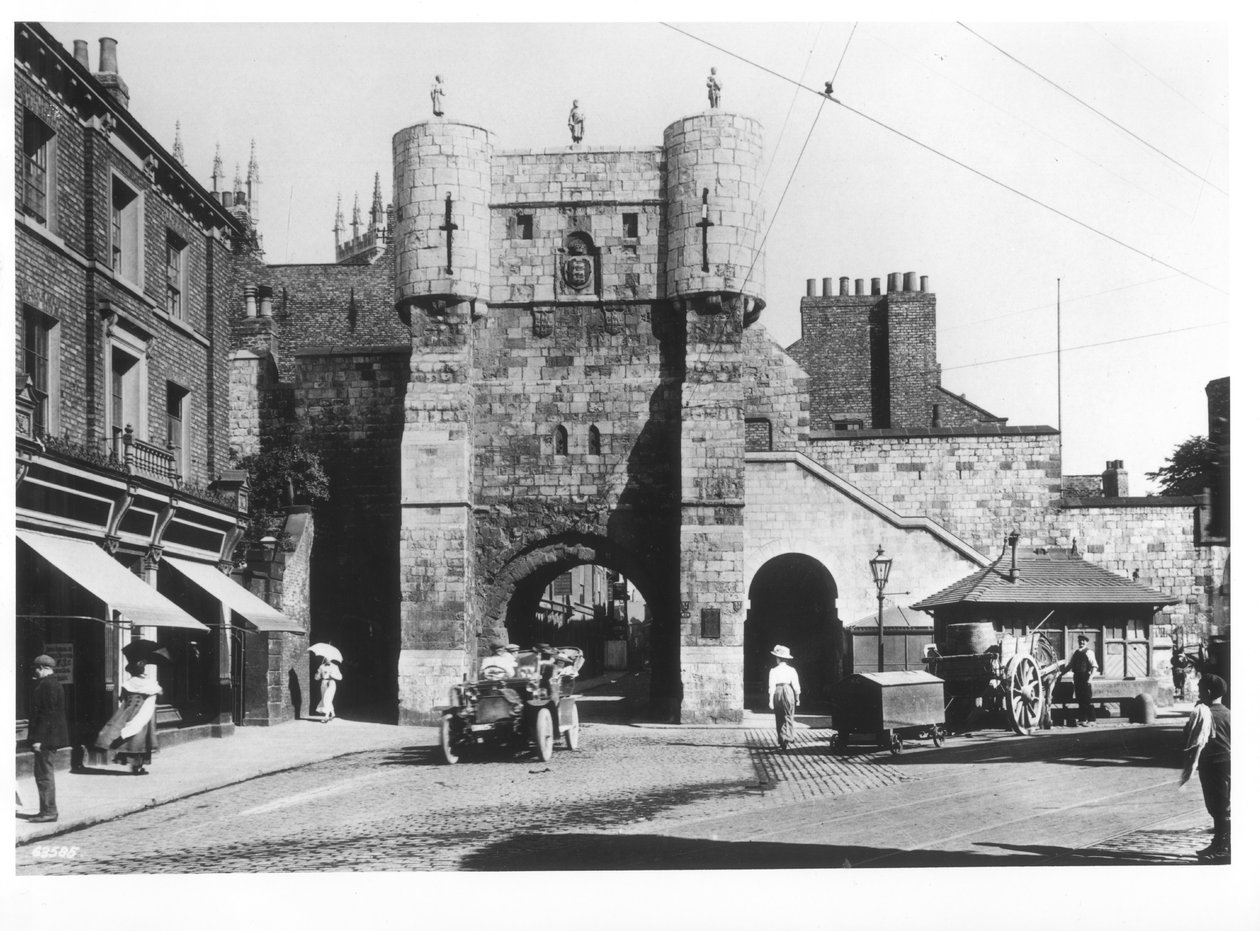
[{"xmin": 911, "ymin": 550, "xmax": 1177, "ymax": 610}]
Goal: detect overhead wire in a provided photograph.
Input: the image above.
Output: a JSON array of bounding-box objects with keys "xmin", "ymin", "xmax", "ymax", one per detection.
[
  {"xmin": 741, "ymin": 23, "xmax": 860, "ymax": 297},
  {"xmin": 958, "ymin": 22, "xmax": 1227, "ymax": 195},
  {"xmin": 660, "ymin": 22, "xmax": 1225, "ymax": 296},
  {"xmin": 938, "ymin": 274, "xmax": 1181, "ymax": 332}
]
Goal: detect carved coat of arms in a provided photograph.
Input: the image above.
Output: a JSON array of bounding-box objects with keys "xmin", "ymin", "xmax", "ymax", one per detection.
[{"xmin": 562, "ymin": 254, "xmax": 593, "ymax": 291}]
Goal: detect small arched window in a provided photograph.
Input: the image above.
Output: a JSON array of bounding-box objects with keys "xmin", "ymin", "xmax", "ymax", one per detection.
[
  {"xmin": 588, "ymin": 425, "xmax": 602, "ymax": 455},
  {"xmin": 553, "ymin": 425, "xmax": 568, "ymax": 456}
]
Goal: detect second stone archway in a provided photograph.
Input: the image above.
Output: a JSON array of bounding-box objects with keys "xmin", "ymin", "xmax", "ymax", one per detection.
[{"xmin": 745, "ymin": 553, "xmax": 842, "ymax": 714}]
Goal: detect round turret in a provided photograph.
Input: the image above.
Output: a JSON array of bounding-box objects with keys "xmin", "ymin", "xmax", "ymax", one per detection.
[
  {"xmin": 392, "ymin": 121, "xmax": 494, "ymax": 315},
  {"xmin": 663, "ymin": 112, "xmax": 765, "ymax": 311}
]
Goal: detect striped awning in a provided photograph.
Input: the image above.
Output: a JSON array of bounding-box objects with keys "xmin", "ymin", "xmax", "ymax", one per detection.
[{"xmin": 18, "ymin": 530, "xmax": 208, "ymax": 630}]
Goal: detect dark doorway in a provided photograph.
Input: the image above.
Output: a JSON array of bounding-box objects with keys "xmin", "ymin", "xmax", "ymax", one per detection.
[{"xmin": 745, "ymin": 554, "xmax": 842, "ymax": 713}]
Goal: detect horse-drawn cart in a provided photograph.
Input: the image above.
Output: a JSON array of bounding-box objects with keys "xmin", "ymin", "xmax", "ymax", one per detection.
[{"xmin": 927, "ymin": 623, "xmax": 1062, "ymax": 735}]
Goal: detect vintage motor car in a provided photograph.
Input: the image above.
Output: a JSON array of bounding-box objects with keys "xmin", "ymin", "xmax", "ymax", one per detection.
[{"xmin": 439, "ymin": 647, "xmax": 582, "ymax": 764}]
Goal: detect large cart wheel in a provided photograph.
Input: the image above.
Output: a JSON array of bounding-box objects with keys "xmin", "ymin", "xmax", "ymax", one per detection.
[
  {"xmin": 1006, "ymin": 655, "xmax": 1044, "ymax": 736},
  {"xmin": 565, "ymin": 705, "xmax": 581, "ymax": 751},
  {"xmin": 534, "ymin": 708, "xmax": 555, "ymax": 762},
  {"xmin": 439, "ymin": 715, "xmax": 460, "ymax": 765},
  {"xmin": 932, "ymin": 725, "xmax": 946, "ymax": 748}
]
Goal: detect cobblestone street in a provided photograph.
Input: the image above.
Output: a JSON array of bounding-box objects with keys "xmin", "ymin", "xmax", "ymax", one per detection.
[
  {"xmin": 17, "ymin": 724, "xmax": 919, "ymax": 874},
  {"xmin": 16, "ymin": 718, "xmax": 1223, "ymax": 876}
]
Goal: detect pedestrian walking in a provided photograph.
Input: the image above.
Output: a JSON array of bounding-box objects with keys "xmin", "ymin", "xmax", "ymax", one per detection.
[
  {"xmin": 315, "ymin": 656, "xmax": 342, "ymax": 723},
  {"xmin": 1171, "ymin": 646, "xmax": 1192, "ymax": 700},
  {"xmin": 1064, "ymin": 635, "xmax": 1098, "ymax": 725},
  {"xmin": 24, "ymin": 654, "xmax": 69, "ymax": 823},
  {"xmin": 1180, "ymin": 672, "xmax": 1230, "ymax": 862},
  {"xmin": 768, "ymin": 645, "xmax": 801, "ymax": 751},
  {"xmin": 94, "ymin": 661, "xmax": 162, "ymax": 775}
]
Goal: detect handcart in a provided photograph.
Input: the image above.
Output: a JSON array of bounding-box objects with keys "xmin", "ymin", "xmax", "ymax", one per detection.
[{"xmin": 829, "ymin": 670, "xmax": 947, "ymax": 755}]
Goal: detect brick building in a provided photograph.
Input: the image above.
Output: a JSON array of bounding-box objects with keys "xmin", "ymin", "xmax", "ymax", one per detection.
[{"xmin": 13, "ymin": 24, "xmax": 305, "ymax": 771}]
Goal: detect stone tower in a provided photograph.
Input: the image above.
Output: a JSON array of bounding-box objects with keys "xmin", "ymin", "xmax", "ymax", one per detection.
[
  {"xmin": 392, "ymin": 119, "xmax": 494, "ymax": 721},
  {"xmin": 663, "ymin": 111, "xmax": 765, "ymax": 720}
]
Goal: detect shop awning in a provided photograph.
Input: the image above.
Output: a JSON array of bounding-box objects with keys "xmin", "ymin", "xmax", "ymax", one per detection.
[
  {"xmin": 17, "ymin": 530, "xmax": 209, "ymax": 630},
  {"xmin": 164, "ymin": 556, "xmax": 305, "ymax": 633}
]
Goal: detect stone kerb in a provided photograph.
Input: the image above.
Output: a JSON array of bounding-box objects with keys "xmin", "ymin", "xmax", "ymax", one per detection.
[
  {"xmin": 393, "ymin": 121, "xmax": 495, "ymax": 309},
  {"xmin": 663, "ymin": 112, "xmax": 765, "ymax": 305}
]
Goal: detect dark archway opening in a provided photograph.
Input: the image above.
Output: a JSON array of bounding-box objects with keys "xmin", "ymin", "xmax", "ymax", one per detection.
[
  {"xmin": 504, "ymin": 562, "xmax": 651, "ymax": 678},
  {"xmin": 745, "ymin": 554, "xmax": 842, "ymax": 714}
]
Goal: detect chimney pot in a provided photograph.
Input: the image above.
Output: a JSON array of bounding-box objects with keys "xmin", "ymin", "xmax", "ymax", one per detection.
[
  {"xmin": 839, "ymin": 276, "xmax": 850, "ymax": 296},
  {"xmin": 855, "ymin": 278, "xmax": 866, "ymax": 297},
  {"xmin": 888, "ymin": 272, "xmax": 901, "ymax": 293},
  {"xmin": 919, "ymin": 275, "xmax": 930, "ymax": 293},
  {"xmin": 221, "ymin": 191, "xmax": 234, "ymax": 209},
  {"xmin": 98, "ymin": 37, "xmax": 119, "ymax": 73},
  {"xmin": 805, "ymin": 278, "xmax": 816, "ymax": 297},
  {"xmin": 871, "ymin": 277, "xmax": 881, "ymax": 296},
  {"xmin": 258, "ymin": 286, "xmax": 273, "ymax": 318},
  {"xmin": 822, "ymin": 277, "xmax": 833, "ymax": 297},
  {"xmin": 73, "ymin": 40, "xmax": 89, "ymax": 68},
  {"xmin": 244, "ymin": 285, "xmax": 258, "ymax": 318},
  {"xmin": 904, "ymin": 271, "xmax": 918, "ymax": 291}
]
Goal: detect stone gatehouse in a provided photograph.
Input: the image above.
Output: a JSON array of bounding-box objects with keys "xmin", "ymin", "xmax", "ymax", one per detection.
[{"xmin": 226, "ymin": 99, "xmax": 1219, "ymax": 725}]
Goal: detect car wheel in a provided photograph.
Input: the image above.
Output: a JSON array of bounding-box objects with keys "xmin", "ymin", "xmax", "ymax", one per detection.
[
  {"xmin": 565, "ymin": 705, "xmax": 581, "ymax": 751},
  {"xmin": 534, "ymin": 709, "xmax": 554, "ymax": 762},
  {"xmin": 439, "ymin": 715, "xmax": 460, "ymax": 765}
]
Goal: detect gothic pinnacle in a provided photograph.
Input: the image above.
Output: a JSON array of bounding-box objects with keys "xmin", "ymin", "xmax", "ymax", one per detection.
[{"xmin": 172, "ymin": 120, "xmax": 185, "ymax": 166}]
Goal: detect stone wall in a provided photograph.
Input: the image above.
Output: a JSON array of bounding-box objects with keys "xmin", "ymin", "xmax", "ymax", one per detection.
[
  {"xmin": 807, "ymin": 428, "xmax": 1061, "ymax": 555},
  {"xmin": 492, "ymin": 147, "xmax": 664, "ymax": 303},
  {"xmin": 744, "ymin": 454, "xmax": 984, "ymax": 625},
  {"xmin": 742, "ymin": 323, "xmax": 810, "ymax": 452}
]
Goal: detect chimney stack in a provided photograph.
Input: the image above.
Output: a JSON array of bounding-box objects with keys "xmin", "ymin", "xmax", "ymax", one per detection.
[
  {"xmin": 94, "ymin": 37, "xmax": 130, "ymax": 109},
  {"xmin": 1102, "ymin": 460, "xmax": 1129, "ymax": 498},
  {"xmin": 73, "ymin": 40, "xmax": 90, "ymax": 68},
  {"xmin": 1007, "ymin": 530, "xmax": 1021, "ymax": 583}
]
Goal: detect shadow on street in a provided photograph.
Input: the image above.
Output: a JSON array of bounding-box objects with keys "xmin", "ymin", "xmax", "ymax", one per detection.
[{"xmin": 457, "ymin": 831, "xmax": 1205, "ymax": 870}]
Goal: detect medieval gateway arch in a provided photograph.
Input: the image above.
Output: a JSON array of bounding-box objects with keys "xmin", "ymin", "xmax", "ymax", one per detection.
[{"xmin": 386, "ymin": 106, "xmax": 991, "ymax": 724}]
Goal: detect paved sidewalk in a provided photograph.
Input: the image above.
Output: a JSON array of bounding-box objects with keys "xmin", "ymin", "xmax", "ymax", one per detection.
[{"xmin": 15, "ymin": 717, "xmax": 432, "ymax": 846}]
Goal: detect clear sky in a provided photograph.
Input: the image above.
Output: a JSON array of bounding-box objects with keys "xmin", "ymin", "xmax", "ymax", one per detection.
[{"xmin": 39, "ymin": 17, "xmax": 1232, "ymax": 496}]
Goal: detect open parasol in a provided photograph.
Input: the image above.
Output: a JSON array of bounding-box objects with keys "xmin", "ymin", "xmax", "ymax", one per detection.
[
  {"xmin": 122, "ymin": 639, "xmax": 173, "ymax": 664},
  {"xmin": 308, "ymin": 642, "xmax": 343, "ymax": 663}
]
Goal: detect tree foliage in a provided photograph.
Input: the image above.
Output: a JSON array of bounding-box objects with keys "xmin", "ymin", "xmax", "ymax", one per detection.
[
  {"xmin": 235, "ymin": 445, "xmax": 330, "ymax": 545},
  {"xmin": 1145, "ymin": 435, "xmax": 1218, "ymax": 497}
]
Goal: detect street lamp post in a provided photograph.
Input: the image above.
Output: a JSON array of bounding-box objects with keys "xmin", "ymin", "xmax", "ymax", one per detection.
[{"xmin": 869, "ymin": 545, "xmax": 893, "ymax": 673}]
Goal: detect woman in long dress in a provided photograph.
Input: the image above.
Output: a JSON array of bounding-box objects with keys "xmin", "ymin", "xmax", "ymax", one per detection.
[
  {"xmin": 94, "ymin": 661, "xmax": 162, "ymax": 774},
  {"xmin": 315, "ymin": 657, "xmax": 342, "ymax": 723}
]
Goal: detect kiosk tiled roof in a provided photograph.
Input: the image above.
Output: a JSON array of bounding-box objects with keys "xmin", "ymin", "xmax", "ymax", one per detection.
[{"xmin": 912, "ymin": 550, "xmax": 1177, "ymax": 610}]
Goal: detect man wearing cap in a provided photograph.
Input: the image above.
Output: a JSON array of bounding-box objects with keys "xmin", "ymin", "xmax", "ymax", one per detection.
[
  {"xmin": 768, "ymin": 645, "xmax": 801, "ymax": 750},
  {"xmin": 1064, "ymin": 635, "xmax": 1098, "ymax": 726},
  {"xmin": 479, "ymin": 642, "xmax": 519, "ymax": 679},
  {"xmin": 25, "ymin": 654, "xmax": 69, "ymax": 823}
]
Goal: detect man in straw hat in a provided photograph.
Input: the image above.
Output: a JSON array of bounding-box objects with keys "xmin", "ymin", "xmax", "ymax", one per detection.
[
  {"xmin": 24, "ymin": 654, "xmax": 69, "ymax": 822},
  {"xmin": 768, "ymin": 645, "xmax": 801, "ymax": 751}
]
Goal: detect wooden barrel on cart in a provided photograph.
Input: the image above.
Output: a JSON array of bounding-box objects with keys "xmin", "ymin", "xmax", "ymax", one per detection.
[{"xmin": 945, "ymin": 622, "xmax": 997, "ymax": 655}]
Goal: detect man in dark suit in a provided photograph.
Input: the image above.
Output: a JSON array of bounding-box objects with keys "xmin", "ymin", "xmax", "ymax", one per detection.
[{"xmin": 26, "ymin": 654, "xmax": 69, "ymax": 823}]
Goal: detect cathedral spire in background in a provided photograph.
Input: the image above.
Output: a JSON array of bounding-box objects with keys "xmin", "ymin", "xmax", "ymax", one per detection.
[
  {"xmin": 370, "ymin": 172, "xmax": 385, "ymax": 230},
  {"xmin": 211, "ymin": 143, "xmax": 223, "ymax": 192},
  {"xmin": 172, "ymin": 120, "xmax": 185, "ymax": 166},
  {"xmin": 333, "ymin": 194, "xmax": 345, "ymax": 248}
]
